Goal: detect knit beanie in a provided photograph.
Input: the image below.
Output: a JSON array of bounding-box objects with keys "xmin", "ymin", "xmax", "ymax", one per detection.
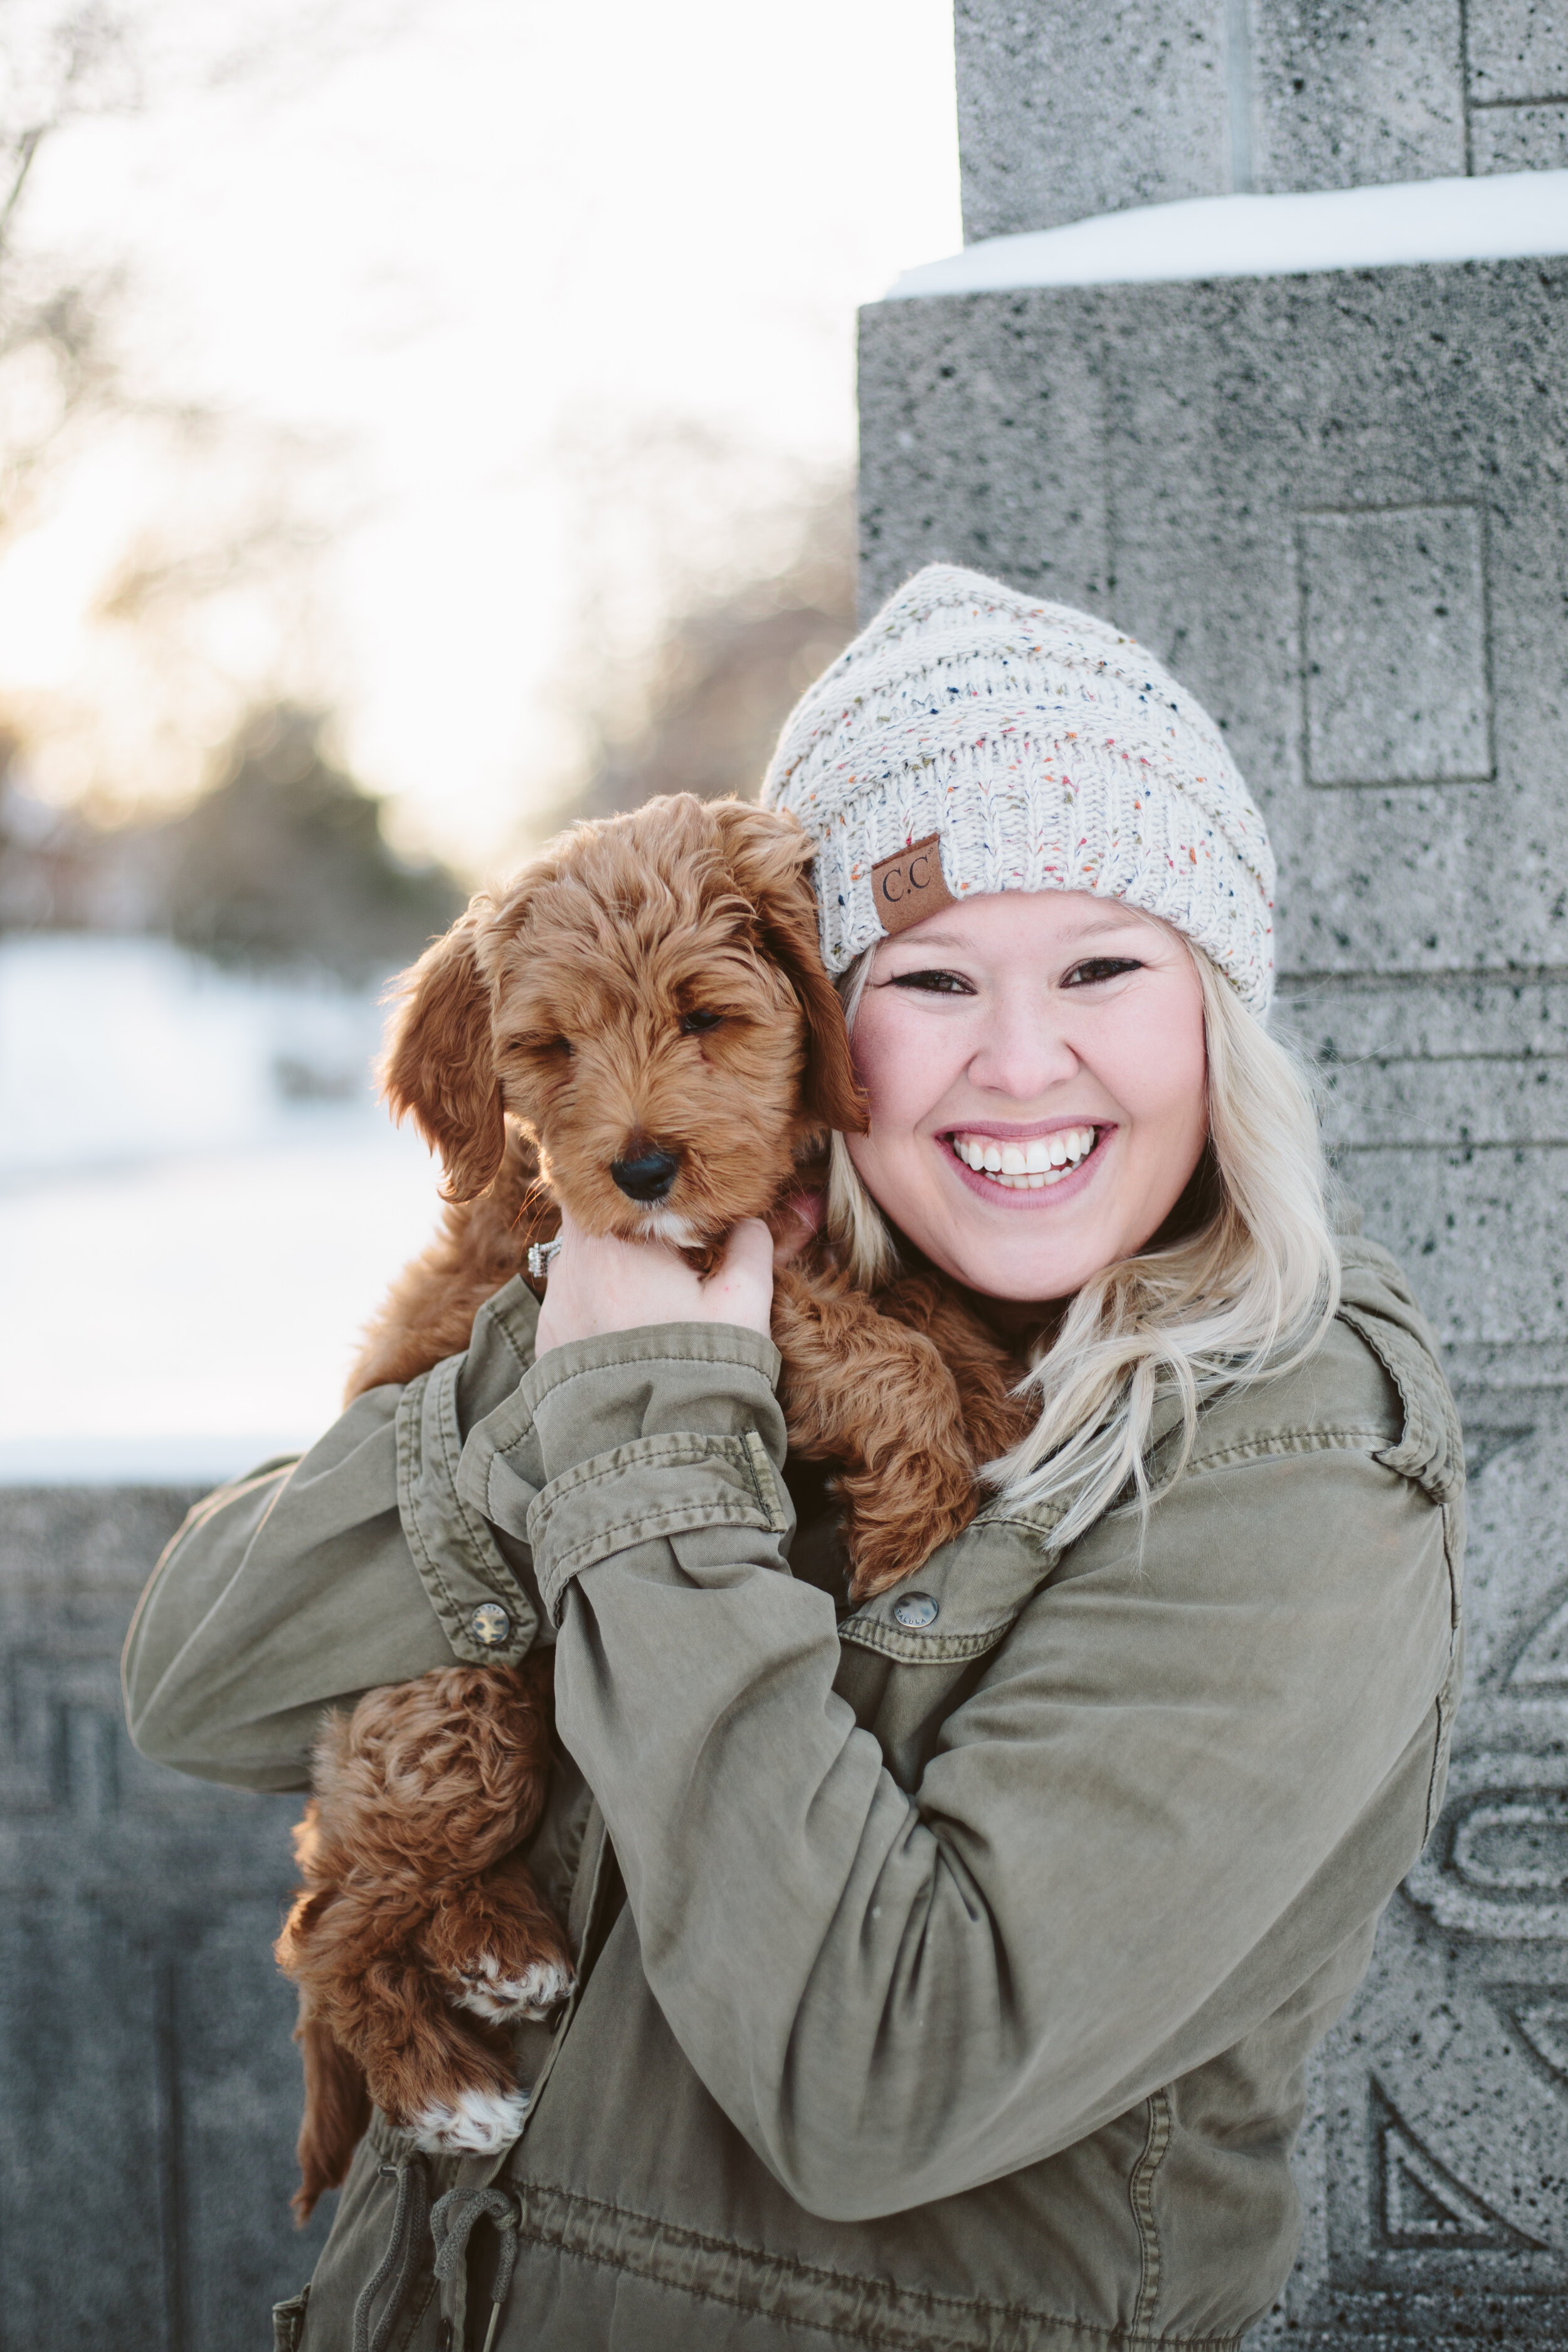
[{"xmin": 760, "ymin": 563, "xmax": 1275, "ymax": 1015}]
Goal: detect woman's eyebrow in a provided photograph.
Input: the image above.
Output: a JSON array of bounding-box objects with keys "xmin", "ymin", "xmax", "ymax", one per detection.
[
  {"xmin": 1057, "ymin": 921, "xmax": 1155, "ymax": 945},
  {"xmin": 885, "ymin": 931, "xmax": 971, "ymax": 954},
  {"xmin": 891, "ymin": 916, "xmax": 1153, "ymax": 956}
]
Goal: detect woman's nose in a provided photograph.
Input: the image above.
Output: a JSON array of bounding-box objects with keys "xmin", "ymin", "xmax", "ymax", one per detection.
[{"xmin": 967, "ymin": 997, "xmax": 1080, "ymax": 1101}]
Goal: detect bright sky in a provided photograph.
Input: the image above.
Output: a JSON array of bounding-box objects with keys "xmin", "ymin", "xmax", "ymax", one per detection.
[{"xmin": 0, "ymin": 0, "xmax": 961, "ymax": 871}]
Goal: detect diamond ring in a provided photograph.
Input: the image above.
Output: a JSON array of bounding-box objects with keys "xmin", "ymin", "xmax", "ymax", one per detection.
[{"xmin": 526, "ymin": 1237, "xmax": 563, "ymax": 1284}]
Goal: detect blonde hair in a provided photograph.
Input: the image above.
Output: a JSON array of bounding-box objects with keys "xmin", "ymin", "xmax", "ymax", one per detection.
[{"xmin": 825, "ymin": 940, "xmax": 1340, "ymax": 1550}]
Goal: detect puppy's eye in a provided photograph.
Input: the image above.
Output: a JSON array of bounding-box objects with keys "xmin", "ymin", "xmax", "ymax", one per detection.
[
  {"xmin": 502, "ymin": 1031, "xmax": 570, "ymax": 1061},
  {"xmin": 679, "ymin": 1010, "xmax": 724, "ymax": 1035}
]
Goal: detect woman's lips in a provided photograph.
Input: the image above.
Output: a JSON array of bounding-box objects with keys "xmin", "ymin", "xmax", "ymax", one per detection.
[{"xmin": 940, "ymin": 1124, "xmax": 1113, "ymax": 1209}]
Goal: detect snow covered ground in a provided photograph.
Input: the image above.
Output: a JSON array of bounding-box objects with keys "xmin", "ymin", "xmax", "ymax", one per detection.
[{"xmin": 0, "ymin": 935, "xmax": 448, "ymax": 1483}]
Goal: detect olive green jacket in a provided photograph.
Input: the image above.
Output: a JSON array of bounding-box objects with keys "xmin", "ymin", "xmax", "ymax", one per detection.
[{"xmin": 124, "ymin": 1236, "xmax": 1465, "ymax": 2352}]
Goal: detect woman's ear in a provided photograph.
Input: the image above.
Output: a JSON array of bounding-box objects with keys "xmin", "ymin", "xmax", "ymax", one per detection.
[
  {"xmin": 711, "ymin": 802, "xmax": 869, "ymax": 1136},
  {"xmin": 380, "ymin": 903, "xmax": 506, "ymax": 1202}
]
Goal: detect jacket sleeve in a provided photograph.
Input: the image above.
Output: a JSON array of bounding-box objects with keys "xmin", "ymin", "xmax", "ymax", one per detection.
[
  {"xmin": 510, "ymin": 1323, "xmax": 1456, "ymax": 2222},
  {"xmin": 122, "ymin": 1279, "xmax": 548, "ymax": 1792}
]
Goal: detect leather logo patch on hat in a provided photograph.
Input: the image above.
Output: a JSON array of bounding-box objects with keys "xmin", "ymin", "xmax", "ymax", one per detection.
[{"xmin": 870, "ymin": 833, "xmax": 955, "ymax": 935}]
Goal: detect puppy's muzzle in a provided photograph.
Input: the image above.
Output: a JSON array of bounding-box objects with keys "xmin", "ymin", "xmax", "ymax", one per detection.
[{"xmin": 610, "ymin": 1145, "xmax": 682, "ymax": 1204}]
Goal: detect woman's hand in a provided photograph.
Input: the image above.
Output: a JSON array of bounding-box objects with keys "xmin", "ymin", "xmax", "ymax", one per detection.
[{"xmin": 533, "ymin": 1208, "xmax": 776, "ymax": 1358}]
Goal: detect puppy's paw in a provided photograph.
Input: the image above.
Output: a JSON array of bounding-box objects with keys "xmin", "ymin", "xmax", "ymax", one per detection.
[
  {"xmin": 451, "ymin": 1952, "xmax": 576, "ymax": 2021},
  {"xmin": 408, "ymin": 2085, "xmax": 531, "ymax": 2156}
]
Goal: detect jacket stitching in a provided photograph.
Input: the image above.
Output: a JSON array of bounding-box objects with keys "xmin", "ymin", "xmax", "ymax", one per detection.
[
  {"xmin": 506, "ymin": 2175, "xmax": 1241, "ymax": 2351},
  {"xmin": 526, "ymin": 1436, "xmax": 790, "ymax": 1613},
  {"xmin": 741, "ymin": 1427, "xmax": 790, "ymax": 1533},
  {"xmin": 1424, "ymin": 1692, "xmax": 1450, "ymax": 1844},
  {"xmin": 391, "ymin": 2278, "xmax": 435, "ymax": 2352},
  {"xmin": 395, "ymin": 1365, "xmax": 532, "ymax": 1663},
  {"xmin": 850, "ymin": 1421, "xmax": 1443, "ymax": 1655},
  {"xmin": 465, "ymin": 1379, "xmax": 539, "ymax": 1478},
  {"xmin": 1424, "ymin": 1641, "xmax": 1463, "ymax": 1841},
  {"xmin": 974, "ymin": 1423, "xmax": 1406, "ymax": 1543},
  {"xmin": 397, "ymin": 1371, "xmax": 453, "ymax": 1629},
  {"xmin": 1444, "ymin": 1516, "xmax": 1463, "ymax": 1631},
  {"xmin": 1185, "ymin": 1425, "xmax": 1391, "ymax": 1473},
  {"xmin": 1332, "ymin": 1303, "xmax": 1466, "ymax": 1503},
  {"xmin": 1129, "ymin": 2088, "xmax": 1172, "ymax": 2334},
  {"xmin": 475, "ymin": 1274, "xmax": 538, "ymax": 1376},
  {"xmin": 541, "ymin": 1497, "xmax": 773, "ymax": 1578},
  {"xmin": 534, "ymin": 1431, "xmax": 766, "ymax": 1502},
  {"xmin": 537, "ymin": 1500, "xmax": 777, "ymax": 1618},
  {"xmin": 838, "ymin": 1615, "xmax": 1019, "ymax": 1663},
  {"xmin": 435, "ymin": 1352, "xmax": 518, "ymax": 1579},
  {"xmin": 525, "ymin": 1340, "xmax": 781, "ymax": 1409}
]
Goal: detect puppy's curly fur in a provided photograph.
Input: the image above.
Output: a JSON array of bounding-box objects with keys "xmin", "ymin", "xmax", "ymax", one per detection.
[{"xmin": 278, "ymin": 795, "xmax": 1035, "ymax": 2218}]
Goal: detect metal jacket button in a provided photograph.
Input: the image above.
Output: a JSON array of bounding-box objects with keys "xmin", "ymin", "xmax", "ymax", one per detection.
[
  {"xmin": 468, "ymin": 1601, "xmax": 511, "ymax": 1646},
  {"xmin": 892, "ymin": 1592, "xmax": 939, "ymax": 1628}
]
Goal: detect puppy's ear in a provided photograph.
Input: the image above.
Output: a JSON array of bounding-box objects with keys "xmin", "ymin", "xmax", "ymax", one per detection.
[
  {"xmin": 712, "ymin": 802, "xmax": 869, "ymax": 1136},
  {"xmin": 380, "ymin": 904, "xmax": 506, "ymax": 1202}
]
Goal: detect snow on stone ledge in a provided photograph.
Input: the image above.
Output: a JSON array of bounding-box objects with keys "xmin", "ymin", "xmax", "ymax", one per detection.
[{"xmin": 885, "ymin": 171, "xmax": 1568, "ymax": 300}]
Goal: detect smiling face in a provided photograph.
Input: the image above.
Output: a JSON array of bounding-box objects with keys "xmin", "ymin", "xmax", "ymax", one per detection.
[{"xmin": 845, "ymin": 890, "xmax": 1210, "ymax": 1307}]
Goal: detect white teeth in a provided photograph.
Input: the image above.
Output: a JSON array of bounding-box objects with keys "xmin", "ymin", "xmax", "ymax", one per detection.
[{"xmin": 951, "ymin": 1125, "xmax": 1099, "ymax": 1187}]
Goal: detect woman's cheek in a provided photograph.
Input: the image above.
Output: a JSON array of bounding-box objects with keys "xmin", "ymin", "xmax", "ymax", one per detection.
[
  {"xmin": 848, "ymin": 994, "xmax": 919, "ymax": 1126},
  {"xmin": 1111, "ymin": 997, "xmax": 1208, "ymax": 1195}
]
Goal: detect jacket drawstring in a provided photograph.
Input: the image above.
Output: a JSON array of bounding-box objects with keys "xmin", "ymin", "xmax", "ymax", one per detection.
[
  {"xmin": 351, "ymin": 2156, "xmax": 432, "ymax": 2352},
  {"xmin": 432, "ymin": 2184, "xmax": 521, "ymax": 2352}
]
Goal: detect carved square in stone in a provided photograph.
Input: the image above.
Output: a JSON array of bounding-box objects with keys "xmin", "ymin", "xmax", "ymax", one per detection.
[
  {"xmin": 1466, "ymin": 0, "xmax": 1568, "ymax": 104},
  {"xmin": 1298, "ymin": 505, "xmax": 1493, "ymax": 787},
  {"xmin": 1471, "ymin": 99, "xmax": 1568, "ymax": 172}
]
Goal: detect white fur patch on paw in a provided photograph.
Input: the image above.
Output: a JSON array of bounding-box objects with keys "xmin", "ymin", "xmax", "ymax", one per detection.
[
  {"xmin": 409, "ymin": 2086, "xmax": 531, "ymax": 2155},
  {"xmin": 453, "ymin": 1953, "xmax": 577, "ymax": 2021}
]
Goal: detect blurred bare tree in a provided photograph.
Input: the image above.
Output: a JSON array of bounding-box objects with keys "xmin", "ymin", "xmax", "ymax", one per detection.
[
  {"xmin": 566, "ymin": 482, "xmax": 855, "ymax": 825},
  {"xmin": 0, "ymin": 0, "xmax": 415, "ymax": 549},
  {"xmin": 539, "ymin": 420, "xmax": 857, "ymax": 836},
  {"xmin": 0, "ymin": 0, "xmax": 439, "ymax": 968},
  {"xmin": 0, "ymin": 6, "xmax": 139, "ymax": 543}
]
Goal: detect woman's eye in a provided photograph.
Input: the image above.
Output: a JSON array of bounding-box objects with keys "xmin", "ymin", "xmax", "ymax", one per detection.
[
  {"xmin": 887, "ymin": 968, "xmax": 973, "ymax": 995},
  {"xmin": 679, "ymin": 1009, "xmax": 724, "ymax": 1034},
  {"xmin": 1062, "ymin": 957, "xmax": 1142, "ymax": 988}
]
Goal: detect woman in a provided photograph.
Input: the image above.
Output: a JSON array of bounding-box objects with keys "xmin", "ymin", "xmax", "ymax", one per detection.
[{"xmin": 124, "ymin": 566, "xmax": 1464, "ymax": 2352}]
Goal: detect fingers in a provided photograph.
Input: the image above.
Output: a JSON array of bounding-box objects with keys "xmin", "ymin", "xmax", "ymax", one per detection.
[{"xmin": 534, "ymin": 1212, "xmax": 774, "ymax": 1357}]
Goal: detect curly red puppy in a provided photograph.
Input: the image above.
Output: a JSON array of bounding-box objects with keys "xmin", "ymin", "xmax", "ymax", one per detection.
[{"xmin": 278, "ymin": 795, "xmax": 1033, "ymax": 2216}]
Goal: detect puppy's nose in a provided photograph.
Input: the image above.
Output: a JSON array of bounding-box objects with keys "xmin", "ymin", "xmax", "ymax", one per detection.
[{"xmin": 610, "ymin": 1145, "xmax": 682, "ymax": 1204}]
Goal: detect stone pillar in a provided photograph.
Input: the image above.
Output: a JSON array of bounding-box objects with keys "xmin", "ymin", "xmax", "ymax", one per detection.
[
  {"xmin": 955, "ymin": 0, "xmax": 1565, "ymax": 240},
  {"xmin": 862, "ymin": 8, "xmax": 1568, "ymax": 2334},
  {"xmin": 0, "ymin": 1489, "xmax": 331, "ymax": 2344}
]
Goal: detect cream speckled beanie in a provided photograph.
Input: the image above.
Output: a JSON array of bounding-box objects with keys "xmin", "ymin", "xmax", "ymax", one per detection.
[{"xmin": 760, "ymin": 563, "xmax": 1276, "ymax": 1015}]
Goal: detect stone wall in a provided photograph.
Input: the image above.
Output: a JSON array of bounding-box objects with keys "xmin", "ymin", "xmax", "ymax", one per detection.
[
  {"xmin": 0, "ymin": 1486, "xmax": 332, "ymax": 2348},
  {"xmin": 860, "ymin": 14, "xmax": 1568, "ymax": 2330},
  {"xmin": 955, "ymin": 0, "xmax": 1568, "ymax": 239}
]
